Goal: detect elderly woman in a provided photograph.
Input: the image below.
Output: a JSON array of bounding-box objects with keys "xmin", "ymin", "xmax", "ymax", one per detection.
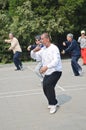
[{"xmin": 78, "ymin": 30, "xmax": 86, "ymax": 65}]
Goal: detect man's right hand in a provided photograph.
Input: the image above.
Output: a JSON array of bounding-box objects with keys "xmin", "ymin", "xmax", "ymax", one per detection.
[
  {"xmin": 4, "ymin": 39, "xmax": 11, "ymax": 43},
  {"xmin": 61, "ymin": 50, "xmax": 65, "ymax": 54},
  {"xmin": 27, "ymin": 46, "xmax": 31, "ymax": 51},
  {"xmin": 4, "ymin": 39, "xmax": 8, "ymax": 43}
]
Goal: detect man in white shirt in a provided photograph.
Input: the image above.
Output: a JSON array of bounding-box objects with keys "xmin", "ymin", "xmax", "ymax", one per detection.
[
  {"xmin": 5, "ymin": 33, "xmax": 23, "ymax": 70},
  {"xmin": 31, "ymin": 33, "xmax": 62, "ymax": 114}
]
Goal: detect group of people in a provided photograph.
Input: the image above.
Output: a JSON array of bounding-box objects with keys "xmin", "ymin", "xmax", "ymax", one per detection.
[{"xmin": 4, "ymin": 31, "xmax": 86, "ymax": 114}]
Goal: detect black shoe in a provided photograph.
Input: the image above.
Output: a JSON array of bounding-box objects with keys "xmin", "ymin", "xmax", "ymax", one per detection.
[
  {"xmin": 15, "ymin": 68, "xmax": 21, "ymax": 71},
  {"xmin": 75, "ymin": 74, "xmax": 80, "ymax": 76}
]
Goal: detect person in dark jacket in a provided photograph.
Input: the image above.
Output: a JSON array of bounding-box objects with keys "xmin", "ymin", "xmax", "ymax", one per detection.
[{"xmin": 62, "ymin": 33, "xmax": 82, "ymax": 76}]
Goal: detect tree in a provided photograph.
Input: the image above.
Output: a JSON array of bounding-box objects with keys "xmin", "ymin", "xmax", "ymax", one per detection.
[{"xmin": 0, "ymin": 0, "xmax": 86, "ymax": 63}]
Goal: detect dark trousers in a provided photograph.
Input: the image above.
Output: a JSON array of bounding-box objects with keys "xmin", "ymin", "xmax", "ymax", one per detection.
[
  {"xmin": 43, "ymin": 71, "xmax": 62, "ymax": 105},
  {"xmin": 13, "ymin": 51, "xmax": 22, "ymax": 70},
  {"xmin": 71, "ymin": 55, "xmax": 82, "ymax": 76}
]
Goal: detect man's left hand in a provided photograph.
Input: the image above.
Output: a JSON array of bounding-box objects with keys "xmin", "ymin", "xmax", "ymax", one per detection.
[{"xmin": 40, "ymin": 66, "xmax": 48, "ymax": 74}]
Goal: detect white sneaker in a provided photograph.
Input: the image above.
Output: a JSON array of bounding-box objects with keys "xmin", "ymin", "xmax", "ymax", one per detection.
[
  {"xmin": 48, "ymin": 102, "xmax": 59, "ymax": 109},
  {"xmin": 79, "ymin": 70, "xmax": 83, "ymax": 76},
  {"xmin": 50, "ymin": 105, "xmax": 57, "ymax": 114},
  {"xmin": 20, "ymin": 66, "xmax": 24, "ymax": 71}
]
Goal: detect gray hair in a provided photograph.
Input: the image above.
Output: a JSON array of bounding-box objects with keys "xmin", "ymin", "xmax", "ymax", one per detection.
[
  {"xmin": 35, "ymin": 35, "xmax": 41, "ymax": 41},
  {"xmin": 67, "ymin": 33, "xmax": 73, "ymax": 39},
  {"xmin": 41, "ymin": 33, "xmax": 51, "ymax": 41}
]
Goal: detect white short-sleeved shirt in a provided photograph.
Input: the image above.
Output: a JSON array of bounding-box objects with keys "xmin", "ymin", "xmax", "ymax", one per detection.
[{"xmin": 78, "ymin": 36, "xmax": 86, "ymax": 48}]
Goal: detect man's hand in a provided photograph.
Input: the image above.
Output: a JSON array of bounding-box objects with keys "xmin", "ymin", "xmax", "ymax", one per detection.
[
  {"xmin": 63, "ymin": 42, "xmax": 66, "ymax": 46},
  {"xmin": 8, "ymin": 48, "xmax": 12, "ymax": 51},
  {"xmin": 4, "ymin": 39, "xmax": 11, "ymax": 43},
  {"xmin": 4, "ymin": 39, "xmax": 8, "ymax": 43},
  {"xmin": 61, "ymin": 50, "xmax": 65, "ymax": 54},
  {"xmin": 27, "ymin": 45, "xmax": 31, "ymax": 51},
  {"xmin": 40, "ymin": 66, "xmax": 48, "ymax": 74}
]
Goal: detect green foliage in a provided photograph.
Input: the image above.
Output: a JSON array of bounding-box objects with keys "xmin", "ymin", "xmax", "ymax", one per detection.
[
  {"xmin": 0, "ymin": 0, "xmax": 8, "ymax": 9},
  {"xmin": 57, "ymin": 0, "xmax": 85, "ymax": 32},
  {"xmin": 0, "ymin": 0, "xmax": 86, "ymax": 63}
]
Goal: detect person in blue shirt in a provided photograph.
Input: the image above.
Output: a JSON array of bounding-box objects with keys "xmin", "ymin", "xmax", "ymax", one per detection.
[{"xmin": 62, "ymin": 33, "xmax": 82, "ymax": 76}]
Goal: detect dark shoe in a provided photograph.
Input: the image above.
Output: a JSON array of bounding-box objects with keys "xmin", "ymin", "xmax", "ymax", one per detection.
[
  {"xmin": 75, "ymin": 74, "xmax": 80, "ymax": 76},
  {"xmin": 15, "ymin": 68, "xmax": 21, "ymax": 71}
]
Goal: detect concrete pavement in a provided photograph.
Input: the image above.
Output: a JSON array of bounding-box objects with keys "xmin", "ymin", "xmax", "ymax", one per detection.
[{"xmin": 0, "ymin": 59, "xmax": 86, "ymax": 130}]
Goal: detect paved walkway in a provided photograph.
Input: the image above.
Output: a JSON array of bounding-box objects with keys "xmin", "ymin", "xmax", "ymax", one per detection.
[{"xmin": 0, "ymin": 59, "xmax": 86, "ymax": 130}]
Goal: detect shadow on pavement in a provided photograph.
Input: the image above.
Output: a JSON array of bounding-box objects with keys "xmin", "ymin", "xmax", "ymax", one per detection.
[{"xmin": 57, "ymin": 94, "xmax": 72, "ymax": 105}]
